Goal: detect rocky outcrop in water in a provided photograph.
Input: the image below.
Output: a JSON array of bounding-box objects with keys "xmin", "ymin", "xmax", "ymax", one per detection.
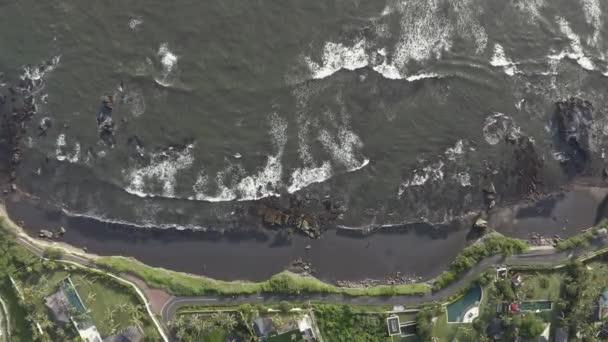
[
  {"xmin": 257, "ymin": 193, "xmax": 345, "ymax": 238},
  {"xmin": 0, "ymin": 63, "xmax": 52, "ymax": 191},
  {"xmin": 553, "ymin": 97, "xmax": 594, "ymax": 174}
]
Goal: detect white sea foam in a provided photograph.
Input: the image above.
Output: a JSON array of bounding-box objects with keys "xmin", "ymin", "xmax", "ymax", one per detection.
[
  {"xmin": 21, "ymin": 56, "xmax": 61, "ymax": 81},
  {"xmin": 55, "ymin": 133, "xmax": 81, "ymax": 163},
  {"xmin": 490, "ymin": 44, "xmax": 518, "ymax": 76},
  {"xmin": 305, "ymin": 39, "xmax": 369, "ymax": 80},
  {"xmin": 392, "ymin": 0, "xmax": 453, "ymax": 71},
  {"xmin": 552, "ymin": 151, "xmax": 570, "ymax": 162},
  {"xmin": 454, "ymin": 171, "xmax": 472, "ymax": 187},
  {"xmin": 287, "ymin": 161, "xmax": 333, "ymax": 193},
  {"xmin": 452, "ymin": 0, "xmax": 488, "ymax": 54},
  {"xmin": 125, "ymin": 144, "xmax": 195, "ymax": 198},
  {"xmin": 156, "ymin": 43, "xmax": 178, "ymax": 86},
  {"xmin": 482, "ymin": 113, "xmax": 522, "ymax": 145},
  {"xmin": 552, "ymin": 17, "xmax": 596, "ymax": 71},
  {"xmin": 398, "ymin": 161, "xmax": 445, "ymax": 195},
  {"xmin": 128, "ymin": 17, "xmax": 143, "ymax": 30},
  {"xmin": 318, "ymin": 127, "xmax": 366, "ymax": 171},
  {"xmin": 514, "ymin": 0, "xmax": 545, "ymax": 21},
  {"xmin": 580, "ymin": 0, "xmax": 602, "ymax": 46},
  {"xmin": 445, "ymin": 140, "xmax": 465, "ymax": 161},
  {"xmin": 193, "ymin": 113, "xmax": 288, "ymax": 201}
]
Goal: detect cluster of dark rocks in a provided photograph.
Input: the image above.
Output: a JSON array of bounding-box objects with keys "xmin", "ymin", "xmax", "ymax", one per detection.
[
  {"xmin": 257, "ymin": 194, "xmax": 345, "ymax": 239},
  {"xmin": 336, "ymin": 272, "xmax": 422, "ymax": 288},
  {"xmin": 38, "ymin": 226, "xmax": 66, "ymax": 239},
  {"xmin": 553, "ymin": 97, "xmax": 594, "ymax": 174},
  {"xmin": 0, "ymin": 64, "xmax": 53, "ymax": 193},
  {"xmin": 288, "ymin": 258, "xmax": 315, "ymax": 275},
  {"xmin": 336, "ymin": 279, "xmax": 381, "ymax": 288}
]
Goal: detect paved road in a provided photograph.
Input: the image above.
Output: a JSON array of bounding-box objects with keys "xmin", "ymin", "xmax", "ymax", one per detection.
[
  {"xmin": 160, "ymin": 247, "xmax": 574, "ymax": 322},
  {"xmin": 0, "ymin": 295, "xmax": 9, "ymax": 342},
  {"xmin": 12, "ymin": 231, "xmax": 585, "ymax": 328}
]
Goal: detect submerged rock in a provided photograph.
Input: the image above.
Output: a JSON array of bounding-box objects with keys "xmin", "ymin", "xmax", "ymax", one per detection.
[
  {"xmin": 553, "ymin": 97, "xmax": 594, "ymax": 173},
  {"xmin": 39, "ymin": 230, "xmax": 54, "ymax": 239}
]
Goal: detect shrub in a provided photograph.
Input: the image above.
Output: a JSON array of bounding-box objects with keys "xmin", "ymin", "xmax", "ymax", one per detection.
[
  {"xmin": 278, "ymin": 301, "xmax": 292, "ymax": 313},
  {"xmin": 433, "ymin": 234, "xmax": 528, "ymax": 290},
  {"xmin": 42, "ymin": 247, "xmax": 63, "ymax": 260},
  {"xmin": 518, "ymin": 314, "xmax": 545, "ymax": 338},
  {"xmin": 538, "ymin": 276, "xmax": 549, "ymax": 289}
]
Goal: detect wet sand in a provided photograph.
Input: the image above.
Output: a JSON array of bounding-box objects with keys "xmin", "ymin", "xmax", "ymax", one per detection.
[
  {"xmin": 6, "ymin": 183, "xmax": 608, "ymax": 283},
  {"xmin": 6, "ymin": 193, "xmax": 470, "ymax": 282},
  {"xmin": 492, "ymin": 185, "xmax": 608, "ymax": 239}
]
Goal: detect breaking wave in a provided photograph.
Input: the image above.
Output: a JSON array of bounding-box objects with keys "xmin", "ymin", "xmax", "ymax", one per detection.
[{"xmin": 155, "ymin": 43, "xmax": 179, "ymax": 87}]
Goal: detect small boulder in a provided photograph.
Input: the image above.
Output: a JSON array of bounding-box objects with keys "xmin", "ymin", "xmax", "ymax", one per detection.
[
  {"xmin": 473, "ymin": 217, "xmax": 489, "ymax": 230},
  {"xmin": 39, "ymin": 230, "xmax": 54, "ymax": 239}
]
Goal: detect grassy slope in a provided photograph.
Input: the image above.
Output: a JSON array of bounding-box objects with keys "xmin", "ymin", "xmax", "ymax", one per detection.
[{"xmin": 96, "ymin": 256, "xmax": 430, "ymax": 297}]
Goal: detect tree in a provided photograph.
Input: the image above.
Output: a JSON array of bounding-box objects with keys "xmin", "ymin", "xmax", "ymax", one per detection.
[
  {"xmin": 278, "ymin": 300, "xmax": 292, "ymax": 313},
  {"xmin": 42, "ymin": 248, "xmax": 63, "ymax": 260},
  {"xmin": 518, "ymin": 314, "xmax": 544, "ymax": 339},
  {"xmin": 495, "ymin": 280, "xmax": 515, "ymax": 301}
]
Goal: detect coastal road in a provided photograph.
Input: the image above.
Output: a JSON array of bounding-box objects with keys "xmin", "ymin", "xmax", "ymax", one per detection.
[
  {"xmin": 159, "ymin": 247, "xmax": 573, "ymax": 322},
  {"xmin": 10, "ymin": 229, "xmax": 580, "ymax": 327}
]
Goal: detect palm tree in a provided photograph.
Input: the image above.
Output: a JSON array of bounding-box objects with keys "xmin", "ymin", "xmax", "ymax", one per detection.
[
  {"xmin": 105, "ymin": 308, "xmax": 116, "ymax": 322},
  {"xmin": 221, "ymin": 313, "xmax": 238, "ymax": 331},
  {"xmin": 116, "ymin": 302, "xmax": 128, "ymax": 313},
  {"xmin": 86, "ymin": 292, "xmax": 96, "ymax": 304}
]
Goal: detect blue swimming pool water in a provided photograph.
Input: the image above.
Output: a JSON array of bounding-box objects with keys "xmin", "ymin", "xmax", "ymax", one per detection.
[{"xmin": 447, "ymin": 284, "xmax": 482, "ymax": 323}]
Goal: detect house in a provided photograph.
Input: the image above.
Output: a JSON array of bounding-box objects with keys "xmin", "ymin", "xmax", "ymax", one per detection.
[
  {"xmin": 521, "ymin": 323, "xmax": 550, "ymax": 342},
  {"xmin": 103, "ymin": 326, "xmax": 144, "ymax": 342},
  {"xmin": 45, "ymin": 289, "xmax": 71, "ymax": 325},
  {"xmin": 512, "ymin": 273, "xmax": 524, "ymax": 287},
  {"xmin": 253, "ymin": 314, "xmax": 317, "ymax": 341},
  {"xmin": 509, "ymin": 303, "xmax": 519, "ymax": 313},
  {"xmin": 44, "ymin": 277, "xmax": 102, "ymax": 342},
  {"xmin": 486, "ymin": 318, "xmax": 505, "ymax": 341},
  {"xmin": 253, "ymin": 317, "xmax": 276, "ymax": 338},
  {"xmin": 386, "ymin": 316, "xmax": 400, "ymax": 336},
  {"xmin": 598, "ymin": 289, "xmax": 608, "ymax": 320},
  {"xmin": 296, "ymin": 314, "xmax": 317, "ymax": 342},
  {"xmin": 496, "ymin": 266, "xmax": 508, "ymax": 279}
]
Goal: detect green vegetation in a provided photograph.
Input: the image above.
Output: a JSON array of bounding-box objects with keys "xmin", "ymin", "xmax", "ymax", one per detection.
[
  {"xmin": 70, "ymin": 273, "xmax": 157, "ymax": 338},
  {"xmin": 314, "ymin": 304, "xmax": 390, "ymax": 342},
  {"xmin": 169, "ymin": 311, "xmax": 250, "ymax": 342},
  {"xmin": 516, "ymin": 313, "xmax": 545, "ymax": 339},
  {"xmin": 433, "ymin": 233, "xmax": 529, "ymax": 290},
  {"xmin": 555, "ymin": 229, "xmax": 597, "ymax": 250},
  {"xmin": 97, "ymin": 256, "xmax": 430, "ymax": 297},
  {"xmin": 41, "ymin": 248, "xmax": 63, "ymax": 261},
  {"xmin": 520, "ymin": 272, "xmax": 563, "ymax": 300},
  {"xmin": 0, "ymin": 220, "xmax": 160, "ymax": 341}
]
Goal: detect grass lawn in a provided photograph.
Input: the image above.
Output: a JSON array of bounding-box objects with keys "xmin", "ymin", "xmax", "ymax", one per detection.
[
  {"xmin": 200, "ymin": 329, "xmax": 229, "ymax": 342},
  {"xmin": 431, "ymin": 311, "xmax": 457, "ymax": 340},
  {"xmin": 70, "ymin": 273, "xmax": 150, "ymax": 337},
  {"xmin": 519, "ymin": 272, "xmax": 563, "ymax": 301},
  {"xmin": 397, "ymin": 313, "xmax": 417, "ymax": 323}
]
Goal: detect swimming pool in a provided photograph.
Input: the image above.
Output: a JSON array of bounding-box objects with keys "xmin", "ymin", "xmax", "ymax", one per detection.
[
  {"xmin": 520, "ymin": 301, "xmax": 552, "ymax": 312},
  {"xmin": 446, "ymin": 284, "xmax": 482, "ymax": 323}
]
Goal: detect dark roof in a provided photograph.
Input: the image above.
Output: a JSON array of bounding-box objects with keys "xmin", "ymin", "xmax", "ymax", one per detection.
[
  {"xmin": 44, "ymin": 288, "xmax": 71, "ymax": 324},
  {"xmin": 253, "ymin": 317, "xmax": 276, "ymax": 337},
  {"xmin": 103, "ymin": 326, "xmax": 144, "ymax": 342}
]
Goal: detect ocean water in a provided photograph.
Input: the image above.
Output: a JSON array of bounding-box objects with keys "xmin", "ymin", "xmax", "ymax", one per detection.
[{"xmin": 2, "ymin": 0, "xmax": 608, "ymax": 280}]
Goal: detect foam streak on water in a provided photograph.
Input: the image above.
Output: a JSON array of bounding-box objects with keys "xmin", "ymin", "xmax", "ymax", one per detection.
[{"xmin": 552, "ymin": 17, "xmax": 596, "ymax": 71}]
